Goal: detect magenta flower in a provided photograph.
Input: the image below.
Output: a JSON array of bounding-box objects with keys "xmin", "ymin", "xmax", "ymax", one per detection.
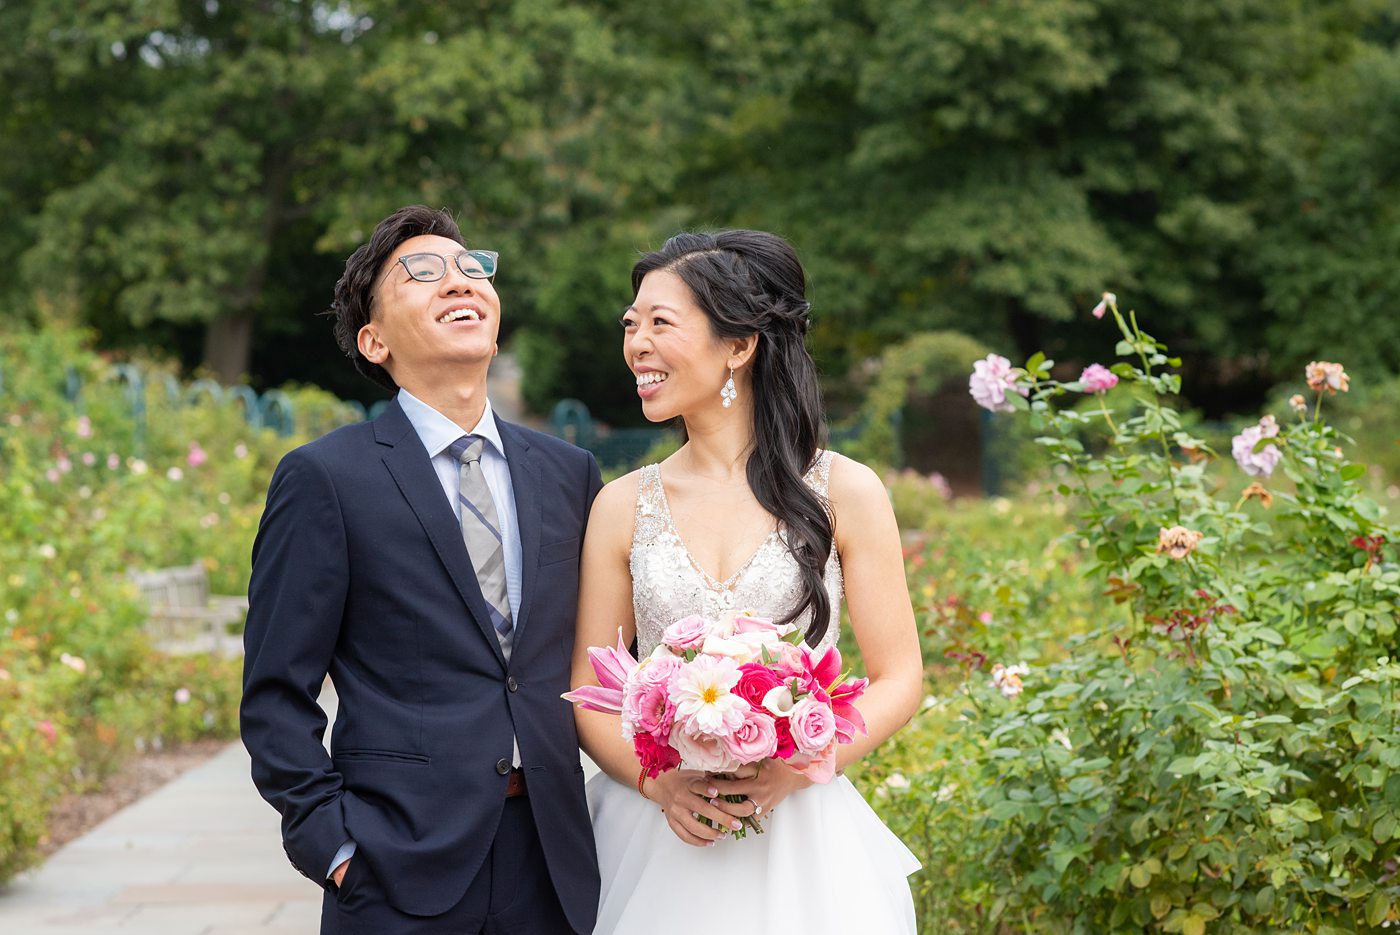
[
  {"xmin": 187, "ymin": 443, "xmax": 208, "ymax": 467},
  {"xmin": 969, "ymin": 354, "xmax": 1029, "ymax": 413},
  {"xmin": 1079, "ymin": 364, "xmax": 1118, "ymax": 394},
  {"xmin": 1231, "ymin": 415, "xmax": 1282, "ymax": 478}
]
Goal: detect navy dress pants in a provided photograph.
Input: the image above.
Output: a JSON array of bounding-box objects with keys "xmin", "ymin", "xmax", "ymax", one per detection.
[{"xmin": 320, "ymin": 798, "xmax": 578, "ymax": 935}]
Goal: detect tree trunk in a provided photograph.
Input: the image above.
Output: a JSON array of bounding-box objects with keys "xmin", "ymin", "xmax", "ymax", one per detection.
[{"xmin": 202, "ymin": 311, "xmax": 255, "ymax": 384}]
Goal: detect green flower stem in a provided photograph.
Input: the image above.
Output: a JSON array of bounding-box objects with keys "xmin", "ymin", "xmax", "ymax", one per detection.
[{"xmin": 1096, "ymin": 395, "xmax": 1119, "ymax": 439}]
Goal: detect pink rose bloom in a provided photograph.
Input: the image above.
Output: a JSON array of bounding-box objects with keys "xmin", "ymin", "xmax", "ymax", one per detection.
[
  {"xmin": 662, "ymin": 615, "xmax": 711, "ymax": 652},
  {"xmin": 76, "ymin": 415, "xmax": 93, "ymax": 439},
  {"xmin": 734, "ymin": 663, "xmax": 783, "ymax": 712},
  {"xmin": 81, "ymin": 452, "xmax": 96, "ymax": 467},
  {"xmin": 37, "ymin": 720, "xmax": 58, "ymax": 744},
  {"xmin": 788, "ymin": 697, "xmax": 837, "ymax": 755},
  {"xmin": 187, "ymin": 443, "xmax": 208, "ymax": 467},
  {"xmin": 969, "ymin": 354, "xmax": 1029, "ymax": 413},
  {"xmin": 634, "ymin": 731, "xmax": 681, "ymax": 778},
  {"xmin": 1231, "ymin": 415, "xmax": 1282, "ymax": 478},
  {"xmin": 106, "ymin": 453, "xmax": 120, "ymax": 470},
  {"xmin": 670, "ymin": 724, "xmax": 738, "ymax": 773},
  {"xmin": 765, "ymin": 641, "xmax": 807, "ymax": 678},
  {"xmin": 1079, "ymin": 364, "xmax": 1118, "ymax": 394},
  {"xmin": 723, "ymin": 708, "xmax": 779, "ymax": 764}
]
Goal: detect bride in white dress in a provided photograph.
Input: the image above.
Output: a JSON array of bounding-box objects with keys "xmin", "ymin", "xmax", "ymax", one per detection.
[{"xmin": 572, "ymin": 230, "xmax": 923, "ymax": 934}]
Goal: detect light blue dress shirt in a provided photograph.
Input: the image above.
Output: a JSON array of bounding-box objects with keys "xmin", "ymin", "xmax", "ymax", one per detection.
[{"xmin": 329, "ymin": 390, "xmax": 523, "ymax": 879}]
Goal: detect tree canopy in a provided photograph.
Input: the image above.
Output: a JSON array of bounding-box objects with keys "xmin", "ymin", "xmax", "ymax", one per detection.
[{"xmin": 2, "ymin": 0, "xmax": 1396, "ymax": 421}]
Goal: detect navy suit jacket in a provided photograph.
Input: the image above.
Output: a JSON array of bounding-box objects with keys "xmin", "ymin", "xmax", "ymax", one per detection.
[{"xmin": 241, "ymin": 399, "xmax": 602, "ymax": 930}]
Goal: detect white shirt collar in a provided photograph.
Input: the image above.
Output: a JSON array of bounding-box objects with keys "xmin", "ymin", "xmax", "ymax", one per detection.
[{"xmin": 397, "ymin": 388, "xmax": 507, "ymax": 461}]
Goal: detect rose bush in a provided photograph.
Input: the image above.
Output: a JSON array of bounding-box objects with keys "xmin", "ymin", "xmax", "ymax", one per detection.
[
  {"xmin": 0, "ymin": 322, "xmax": 357, "ymax": 883},
  {"xmin": 856, "ymin": 298, "xmax": 1398, "ymax": 932}
]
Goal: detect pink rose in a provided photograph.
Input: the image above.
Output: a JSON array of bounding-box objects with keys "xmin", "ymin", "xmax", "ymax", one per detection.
[
  {"xmin": 788, "ymin": 697, "xmax": 837, "ymax": 755},
  {"xmin": 187, "ymin": 443, "xmax": 208, "ymax": 467},
  {"xmin": 1079, "ymin": 364, "xmax": 1118, "ymax": 394},
  {"xmin": 662, "ymin": 615, "xmax": 711, "ymax": 652},
  {"xmin": 670, "ymin": 724, "xmax": 738, "ymax": 773},
  {"xmin": 723, "ymin": 708, "xmax": 779, "ymax": 764},
  {"xmin": 968, "ymin": 354, "xmax": 1029, "ymax": 413},
  {"xmin": 634, "ymin": 731, "xmax": 680, "ymax": 778},
  {"xmin": 37, "ymin": 720, "xmax": 58, "ymax": 745},
  {"xmin": 1231, "ymin": 415, "xmax": 1281, "ymax": 478},
  {"xmin": 734, "ymin": 663, "xmax": 783, "ymax": 712},
  {"xmin": 767, "ymin": 641, "xmax": 806, "ymax": 677}
]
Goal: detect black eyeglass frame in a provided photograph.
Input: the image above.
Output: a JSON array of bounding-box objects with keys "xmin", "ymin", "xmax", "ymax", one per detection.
[{"xmin": 376, "ymin": 249, "xmax": 500, "ymax": 292}]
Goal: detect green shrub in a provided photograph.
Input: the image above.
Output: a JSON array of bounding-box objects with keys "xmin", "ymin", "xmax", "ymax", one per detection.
[
  {"xmin": 863, "ymin": 302, "xmax": 1399, "ymax": 933},
  {"xmin": 0, "ymin": 322, "xmax": 324, "ymax": 882}
]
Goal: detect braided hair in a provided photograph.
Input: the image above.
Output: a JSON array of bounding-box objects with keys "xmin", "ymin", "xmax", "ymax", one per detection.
[{"xmin": 631, "ymin": 230, "xmax": 833, "ymax": 645}]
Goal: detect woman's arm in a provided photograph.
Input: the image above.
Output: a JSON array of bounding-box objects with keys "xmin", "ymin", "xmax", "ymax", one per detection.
[
  {"xmin": 571, "ymin": 473, "xmax": 749, "ymax": 846},
  {"xmin": 825, "ymin": 453, "xmax": 925, "ymax": 770},
  {"xmin": 711, "ymin": 454, "xmax": 923, "ymax": 809}
]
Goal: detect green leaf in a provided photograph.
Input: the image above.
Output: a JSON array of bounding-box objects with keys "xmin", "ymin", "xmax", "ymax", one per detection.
[
  {"xmin": 1291, "ymin": 799, "xmax": 1323, "ymax": 822},
  {"xmin": 1150, "ymin": 893, "xmax": 1173, "ymax": 920},
  {"xmin": 1373, "ymin": 813, "xmax": 1396, "ymax": 843},
  {"xmin": 1340, "ymin": 463, "xmax": 1367, "ymax": 481},
  {"xmin": 1367, "ymin": 892, "xmax": 1392, "ymax": 927},
  {"xmin": 1167, "ymin": 757, "xmax": 1198, "ymax": 776}
]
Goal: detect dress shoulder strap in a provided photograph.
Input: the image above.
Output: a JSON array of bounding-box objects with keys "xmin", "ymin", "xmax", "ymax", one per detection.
[{"xmin": 802, "ymin": 449, "xmax": 835, "ymax": 498}]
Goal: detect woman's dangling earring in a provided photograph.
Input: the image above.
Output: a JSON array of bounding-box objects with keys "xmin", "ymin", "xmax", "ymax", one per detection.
[{"xmin": 721, "ymin": 367, "xmax": 737, "ymax": 409}]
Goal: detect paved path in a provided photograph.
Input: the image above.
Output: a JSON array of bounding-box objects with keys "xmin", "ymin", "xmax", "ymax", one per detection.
[
  {"xmin": 0, "ymin": 689, "xmax": 599, "ymax": 934},
  {"xmin": 0, "ymin": 741, "xmax": 319, "ymax": 934}
]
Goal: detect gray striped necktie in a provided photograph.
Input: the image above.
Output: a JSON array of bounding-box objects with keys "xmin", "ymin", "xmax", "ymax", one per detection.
[{"xmin": 447, "ymin": 435, "xmax": 513, "ymax": 660}]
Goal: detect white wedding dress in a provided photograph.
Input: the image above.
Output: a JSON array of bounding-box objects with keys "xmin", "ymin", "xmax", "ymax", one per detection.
[{"xmin": 586, "ymin": 452, "xmax": 920, "ymax": 934}]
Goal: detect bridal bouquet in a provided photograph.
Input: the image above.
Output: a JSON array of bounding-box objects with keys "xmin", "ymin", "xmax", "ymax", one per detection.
[{"xmin": 565, "ymin": 613, "xmax": 869, "ymax": 790}]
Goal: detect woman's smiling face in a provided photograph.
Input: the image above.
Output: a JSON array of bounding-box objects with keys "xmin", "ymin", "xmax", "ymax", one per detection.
[{"xmin": 622, "ymin": 269, "xmax": 735, "ymax": 423}]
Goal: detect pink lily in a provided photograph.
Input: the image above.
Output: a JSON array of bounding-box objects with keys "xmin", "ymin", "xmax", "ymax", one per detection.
[
  {"xmin": 562, "ymin": 629, "xmax": 637, "ymax": 715},
  {"xmin": 829, "ymin": 676, "xmax": 869, "ymax": 741}
]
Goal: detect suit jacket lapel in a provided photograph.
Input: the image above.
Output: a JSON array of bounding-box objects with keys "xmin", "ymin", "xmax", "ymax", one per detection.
[
  {"xmin": 498, "ymin": 420, "xmax": 542, "ymax": 643},
  {"xmin": 374, "ymin": 399, "xmax": 507, "ymax": 670}
]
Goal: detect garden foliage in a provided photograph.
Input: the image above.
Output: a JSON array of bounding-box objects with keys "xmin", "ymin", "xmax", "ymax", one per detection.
[
  {"xmin": 0, "ymin": 324, "xmax": 352, "ymax": 883},
  {"xmin": 859, "ymin": 301, "xmax": 1398, "ymax": 932}
]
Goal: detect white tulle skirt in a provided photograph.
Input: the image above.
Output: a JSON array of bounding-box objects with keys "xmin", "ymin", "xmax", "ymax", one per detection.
[{"xmin": 587, "ymin": 770, "xmax": 920, "ymax": 934}]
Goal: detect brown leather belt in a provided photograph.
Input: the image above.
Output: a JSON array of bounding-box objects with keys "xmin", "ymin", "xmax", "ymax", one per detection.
[{"xmin": 505, "ymin": 767, "xmax": 527, "ymax": 798}]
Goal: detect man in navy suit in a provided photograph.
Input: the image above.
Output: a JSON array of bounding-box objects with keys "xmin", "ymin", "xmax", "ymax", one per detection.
[{"xmin": 241, "ymin": 205, "xmax": 601, "ymax": 933}]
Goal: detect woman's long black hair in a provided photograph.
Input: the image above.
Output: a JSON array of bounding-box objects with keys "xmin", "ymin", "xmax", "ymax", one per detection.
[{"xmin": 632, "ymin": 230, "xmax": 834, "ymax": 645}]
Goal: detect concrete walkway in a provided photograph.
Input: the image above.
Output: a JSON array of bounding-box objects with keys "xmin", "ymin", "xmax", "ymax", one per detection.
[{"xmin": 0, "ymin": 741, "xmax": 319, "ymax": 934}]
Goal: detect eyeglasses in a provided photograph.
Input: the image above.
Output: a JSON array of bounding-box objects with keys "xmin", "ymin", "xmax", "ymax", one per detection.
[{"xmin": 382, "ymin": 249, "xmax": 499, "ymax": 287}]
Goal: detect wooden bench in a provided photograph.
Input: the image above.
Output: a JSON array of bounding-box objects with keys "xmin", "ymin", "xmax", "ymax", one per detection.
[{"xmin": 129, "ymin": 563, "xmax": 248, "ymax": 656}]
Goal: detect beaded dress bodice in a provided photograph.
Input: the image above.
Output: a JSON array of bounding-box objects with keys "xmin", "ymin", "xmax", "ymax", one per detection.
[{"xmin": 629, "ymin": 450, "xmax": 843, "ymax": 658}]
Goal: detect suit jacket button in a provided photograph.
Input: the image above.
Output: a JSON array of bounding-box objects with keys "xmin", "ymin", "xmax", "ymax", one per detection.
[
  {"xmin": 495, "ymin": 758, "xmax": 511, "ymax": 775},
  {"xmin": 507, "ymin": 676, "xmax": 519, "ymax": 692}
]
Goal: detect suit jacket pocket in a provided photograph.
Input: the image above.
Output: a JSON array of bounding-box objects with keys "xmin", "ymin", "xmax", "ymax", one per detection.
[
  {"xmin": 538, "ymin": 537, "xmax": 580, "ymax": 567},
  {"xmin": 335, "ymin": 748, "xmax": 431, "ymax": 766}
]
